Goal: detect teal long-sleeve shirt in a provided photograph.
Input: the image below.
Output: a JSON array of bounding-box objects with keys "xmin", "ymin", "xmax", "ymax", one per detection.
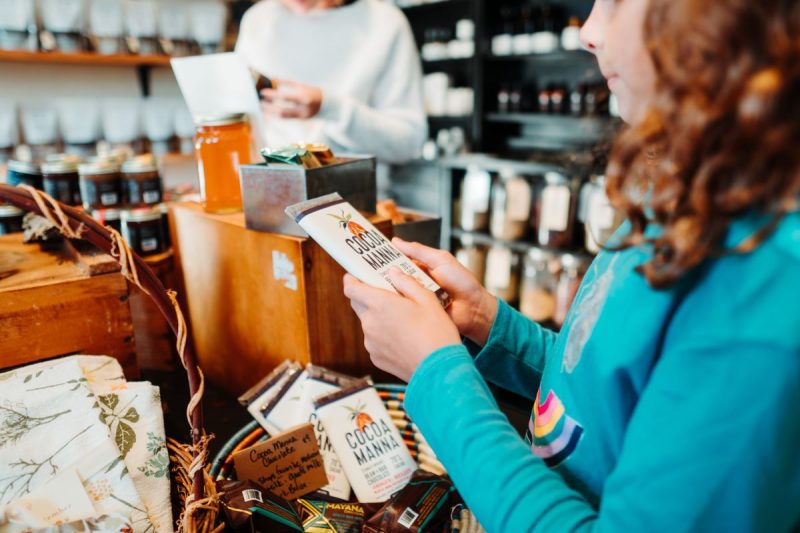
[{"xmin": 404, "ymin": 212, "xmax": 800, "ymax": 532}]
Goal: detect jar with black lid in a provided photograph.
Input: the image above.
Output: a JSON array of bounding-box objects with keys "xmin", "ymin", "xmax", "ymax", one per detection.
[
  {"xmin": 41, "ymin": 159, "xmax": 82, "ymax": 206},
  {"xmin": 79, "ymin": 160, "xmax": 122, "ymax": 210},
  {"xmin": 121, "ymin": 155, "xmax": 162, "ymax": 207},
  {"xmin": 90, "ymin": 208, "xmax": 122, "ymax": 234},
  {"xmin": 0, "ymin": 205, "xmax": 25, "ymax": 235},
  {"xmin": 7, "ymin": 160, "xmax": 44, "ymax": 190},
  {"xmin": 121, "ymin": 207, "xmax": 166, "ymax": 257}
]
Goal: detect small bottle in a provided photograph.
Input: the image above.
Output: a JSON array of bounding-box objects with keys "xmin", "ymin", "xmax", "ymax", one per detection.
[
  {"xmin": 537, "ymin": 172, "xmax": 577, "ymax": 249},
  {"xmin": 484, "ymin": 244, "xmax": 520, "ymax": 304},
  {"xmin": 509, "ymin": 84, "xmax": 523, "ymax": 113},
  {"xmin": 551, "ymin": 85, "xmax": 568, "ymax": 114},
  {"xmin": 455, "ymin": 234, "xmax": 487, "ymax": 283},
  {"xmin": 520, "ymin": 247, "xmax": 558, "ymax": 323},
  {"xmin": 492, "ymin": 7, "xmax": 515, "ymax": 56},
  {"xmin": 561, "ymin": 17, "xmax": 582, "ymax": 51},
  {"xmin": 490, "ymin": 167, "xmax": 532, "ymax": 242},
  {"xmin": 498, "ymin": 84, "xmax": 511, "ymax": 113},
  {"xmin": 459, "ymin": 165, "xmax": 492, "ymax": 232},
  {"xmin": 538, "ymin": 87, "xmax": 552, "ymax": 114},
  {"xmin": 570, "ymin": 84, "xmax": 586, "ymax": 116}
]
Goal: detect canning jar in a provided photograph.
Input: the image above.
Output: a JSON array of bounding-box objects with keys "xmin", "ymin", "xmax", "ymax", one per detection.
[
  {"xmin": 454, "ymin": 234, "xmax": 487, "ymax": 283},
  {"xmin": 90, "ymin": 208, "xmax": 122, "ymax": 233},
  {"xmin": 79, "ymin": 160, "xmax": 122, "ymax": 210},
  {"xmin": 484, "ymin": 244, "xmax": 520, "ymax": 304},
  {"xmin": 537, "ymin": 171, "xmax": 576, "ymax": 249},
  {"xmin": 42, "ymin": 159, "xmax": 82, "ymax": 206},
  {"xmin": 194, "ymin": 113, "xmax": 254, "ymax": 214},
  {"xmin": 0, "ymin": 205, "xmax": 24, "ymax": 235},
  {"xmin": 519, "ymin": 247, "xmax": 558, "ymax": 323},
  {"xmin": 554, "ymin": 253, "xmax": 589, "ymax": 327},
  {"xmin": 490, "ymin": 167, "xmax": 532, "ymax": 242},
  {"xmin": 121, "ymin": 207, "xmax": 166, "ymax": 257},
  {"xmin": 7, "ymin": 160, "xmax": 43, "ymax": 190},
  {"xmin": 581, "ymin": 175, "xmax": 622, "ymax": 254},
  {"xmin": 458, "ymin": 165, "xmax": 491, "ymax": 232},
  {"xmin": 121, "ymin": 155, "xmax": 162, "ymax": 207}
]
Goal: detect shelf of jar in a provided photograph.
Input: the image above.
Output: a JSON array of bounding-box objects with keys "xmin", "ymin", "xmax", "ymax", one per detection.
[
  {"xmin": 399, "ymin": 0, "xmax": 472, "ymax": 14},
  {"xmin": 0, "ymin": 49, "xmax": 173, "ymax": 68},
  {"xmin": 451, "ymin": 228, "xmax": 591, "ymax": 257},
  {"xmin": 485, "ymin": 49, "xmax": 594, "ymax": 63},
  {"xmin": 485, "ymin": 113, "xmax": 616, "ymax": 127},
  {"xmin": 437, "ymin": 153, "xmax": 564, "ymax": 175}
]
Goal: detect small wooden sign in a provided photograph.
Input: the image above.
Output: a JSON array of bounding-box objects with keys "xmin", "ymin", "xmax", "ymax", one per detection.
[{"xmin": 233, "ymin": 423, "xmax": 328, "ymax": 500}]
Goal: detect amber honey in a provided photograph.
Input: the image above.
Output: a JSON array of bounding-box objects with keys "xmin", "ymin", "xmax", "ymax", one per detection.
[{"xmin": 194, "ymin": 113, "xmax": 254, "ymax": 213}]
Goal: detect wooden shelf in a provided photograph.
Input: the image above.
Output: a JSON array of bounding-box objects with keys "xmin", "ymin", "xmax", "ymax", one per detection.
[
  {"xmin": 485, "ymin": 49, "xmax": 594, "ymax": 64},
  {"xmin": 0, "ymin": 49, "xmax": 172, "ymax": 68}
]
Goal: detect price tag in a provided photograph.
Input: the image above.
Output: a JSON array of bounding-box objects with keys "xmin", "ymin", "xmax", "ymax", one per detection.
[
  {"xmin": 541, "ymin": 185, "xmax": 571, "ymax": 232},
  {"xmin": 486, "ymin": 247, "xmax": 512, "ymax": 289},
  {"xmin": 506, "ymin": 178, "xmax": 532, "ymax": 221}
]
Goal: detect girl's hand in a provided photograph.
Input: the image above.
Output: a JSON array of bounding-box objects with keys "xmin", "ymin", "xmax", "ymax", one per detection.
[
  {"xmin": 260, "ymin": 79, "xmax": 323, "ymax": 119},
  {"xmin": 393, "ymin": 238, "xmax": 498, "ymax": 346},
  {"xmin": 343, "ymin": 269, "xmax": 461, "ymax": 382}
]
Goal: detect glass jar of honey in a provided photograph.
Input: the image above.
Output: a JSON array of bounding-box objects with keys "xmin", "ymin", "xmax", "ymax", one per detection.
[{"xmin": 194, "ymin": 113, "xmax": 254, "ymax": 213}]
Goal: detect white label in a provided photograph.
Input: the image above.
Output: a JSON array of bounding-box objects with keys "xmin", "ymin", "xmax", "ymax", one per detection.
[
  {"xmin": 101, "ymin": 192, "xmax": 118, "ymax": 205},
  {"xmin": 242, "ymin": 489, "xmax": 263, "ymax": 504},
  {"xmin": 506, "ymin": 179, "xmax": 532, "ymax": 221},
  {"xmin": 462, "ymin": 170, "xmax": 491, "ymax": 212},
  {"xmin": 272, "ymin": 250, "xmax": 298, "ymax": 291},
  {"xmin": 486, "ymin": 247, "xmax": 512, "ymax": 289},
  {"xmin": 541, "ymin": 186, "xmax": 571, "ymax": 232},
  {"xmin": 141, "ymin": 237, "xmax": 158, "ymax": 252},
  {"xmin": 398, "ymin": 508, "xmax": 420, "ymax": 528},
  {"xmin": 143, "ymin": 190, "xmax": 160, "ymax": 204}
]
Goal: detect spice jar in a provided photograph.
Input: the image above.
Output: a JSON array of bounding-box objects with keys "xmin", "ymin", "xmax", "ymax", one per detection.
[
  {"xmin": 42, "ymin": 159, "xmax": 81, "ymax": 206},
  {"xmin": 581, "ymin": 175, "xmax": 622, "ymax": 254},
  {"xmin": 490, "ymin": 167, "xmax": 532, "ymax": 242},
  {"xmin": 484, "ymin": 244, "xmax": 520, "ymax": 304},
  {"xmin": 121, "ymin": 207, "xmax": 166, "ymax": 257},
  {"xmin": 554, "ymin": 253, "xmax": 589, "ymax": 327},
  {"xmin": 520, "ymin": 248, "xmax": 558, "ymax": 323},
  {"xmin": 537, "ymin": 172, "xmax": 576, "ymax": 249},
  {"xmin": 459, "ymin": 165, "xmax": 491, "ymax": 232},
  {"xmin": 194, "ymin": 113, "xmax": 254, "ymax": 214},
  {"xmin": 0, "ymin": 205, "xmax": 24, "ymax": 235},
  {"xmin": 455, "ymin": 234, "xmax": 487, "ymax": 283},
  {"xmin": 7, "ymin": 160, "xmax": 43, "ymax": 190},
  {"xmin": 78, "ymin": 160, "xmax": 122, "ymax": 210},
  {"xmin": 90, "ymin": 208, "xmax": 122, "ymax": 233},
  {"xmin": 121, "ymin": 155, "xmax": 162, "ymax": 207}
]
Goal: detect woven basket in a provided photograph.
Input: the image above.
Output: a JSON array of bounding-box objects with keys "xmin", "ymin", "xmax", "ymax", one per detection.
[{"xmin": 0, "ymin": 184, "xmax": 218, "ymax": 532}]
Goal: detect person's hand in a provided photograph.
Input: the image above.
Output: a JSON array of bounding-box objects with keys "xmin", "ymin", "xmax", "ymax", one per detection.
[
  {"xmin": 260, "ymin": 79, "xmax": 323, "ymax": 119},
  {"xmin": 393, "ymin": 237, "xmax": 498, "ymax": 346},
  {"xmin": 343, "ymin": 269, "xmax": 461, "ymax": 382}
]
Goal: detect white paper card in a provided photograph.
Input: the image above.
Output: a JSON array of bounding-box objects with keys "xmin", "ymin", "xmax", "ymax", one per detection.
[{"xmin": 1, "ymin": 469, "xmax": 96, "ymax": 529}]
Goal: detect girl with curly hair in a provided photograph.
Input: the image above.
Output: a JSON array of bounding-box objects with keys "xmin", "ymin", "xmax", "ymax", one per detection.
[{"xmin": 344, "ymin": 0, "xmax": 800, "ymax": 530}]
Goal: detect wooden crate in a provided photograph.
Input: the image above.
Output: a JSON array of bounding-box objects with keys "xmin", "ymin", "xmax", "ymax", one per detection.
[
  {"xmin": 169, "ymin": 202, "xmax": 389, "ymax": 396},
  {"xmin": 0, "ymin": 234, "xmax": 138, "ymax": 378}
]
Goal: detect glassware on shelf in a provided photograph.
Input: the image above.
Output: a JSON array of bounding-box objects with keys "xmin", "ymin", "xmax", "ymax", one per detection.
[
  {"xmin": 458, "ymin": 165, "xmax": 491, "ymax": 233},
  {"xmin": 536, "ymin": 171, "xmax": 576, "ymax": 249},
  {"xmin": 520, "ymin": 247, "xmax": 558, "ymax": 323},
  {"xmin": 489, "ymin": 167, "xmax": 532, "ymax": 242},
  {"xmin": 581, "ymin": 174, "xmax": 623, "ymax": 254},
  {"xmin": 455, "ymin": 234, "xmax": 487, "ymax": 285},
  {"xmin": 484, "ymin": 244, "xmax": 520, "ymax": 304},
  {"xmin": 554, "ymin": 253, "xmax": 589, "ymax": 327}
]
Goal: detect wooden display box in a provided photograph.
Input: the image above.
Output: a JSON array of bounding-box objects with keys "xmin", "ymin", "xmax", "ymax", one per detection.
[
  {"xmin": 169, "ymin": 202, "xmax": 390, "ymax": 396},
  {"xmin": 0, "ymin": 234, "xmax": 138, "ymax": 378}
]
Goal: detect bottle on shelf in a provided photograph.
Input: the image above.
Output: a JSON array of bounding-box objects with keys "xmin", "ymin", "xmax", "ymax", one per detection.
[
  {"xmin": 458, "ymin": 165, "xmax": 492, "ymax": 232},
  {"xmin": 536, "ymin": 171, "xmax": 577, "ymax": 249},
  {"xmin": 529, "ymin": 3, "xmax": 561, "ymax": 55},
  {"xmin": 520, "ymin": 247, "xmax": 558, "ymax": 323},
  {"xmin": 497, "ymin": 84, "xmax": 511, "ymax": 114},
  {"xmin": 580, "ymin": 174, "xmax": 623, "ymax": 254},
  {"xmin": 491, "ymin": 7, "xmax": 515, "ymax": 56},
  {"xmin": 561, "ymin": 17, "xmax": 583, "ymax": 51},
  {"xmin": 490, "ymin": 167, "xmax": 532, "ymax": 242},
  {"xmin": 455, "ymin": 234, "xmax": 487, "ymax": 284},
  {"xmin": 484, "ymin": 244, "xmax": 520, "ymax": 304},
  {"xmin": 554, "ymin": 253, "xmax": 589, "ymax": 327}
]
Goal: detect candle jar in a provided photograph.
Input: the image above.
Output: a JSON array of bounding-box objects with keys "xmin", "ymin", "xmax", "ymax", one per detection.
[
  {"xmin": 537, "ymin": 172, "xmax": 577, "ymax": 249},
  {"xmin": 7, "ymin": 160, "xmax": 43, "ymax": 190},
  {"xmin": 490, "ymin": 168, "xmax": 532, "ymax": 242},
  {"xmin": 0, "ymin": 205, "xmax": 25, "ymax": 235},
  {"xmin": 42, "ymin": 159, "xmax": 82, "ymax": 206},
  {"xmin": 194, "ymin": 113, "xmax": 254, "ymax": 214},
  {"xmin": 121, "ymin": 207, "xmax": 166, "ymax": 257},
  {"xmin": 484, "ymin": 244, "xmax": 520, "ymax": 304},
  {"xmin": 455, "ymin": 234, "xmax": 487, "ymax": 283},
  {"xmin": 121, "ymin": 155, "xmax": 162, "ymax": 207},
  {"xmin": 90, "ymin": 207, "xmax": 122, "ymax": 233},
  {"xmin": 79, "ymin": 160, "xmax": 122, "ymax": 210},
  {"xmin": 519, "ymin": 247, "xmax": 558, "ymax": 323}
]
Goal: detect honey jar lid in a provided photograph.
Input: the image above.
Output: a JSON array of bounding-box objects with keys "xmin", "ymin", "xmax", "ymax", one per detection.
[
  {"xmin": 41, "ymin": 159, "xmax": 80, "ymax": 174},
  {"xmin": 196, "ymin": 113, "xmax": 248, "ymax": 127},
  {"xmin": 121, "ymin": 207, "xmax": 162, "ymax": 223},
  {"xmin": 7, "ymin": 159, "xmax": 41, "ymax": 175},
  {"xmin": 78, "ymin": 160, "xmax": 120, "ymax": 176},
  {"xmin": 121, "ymin": 155, "xmax": 158, "ymax": 174}
]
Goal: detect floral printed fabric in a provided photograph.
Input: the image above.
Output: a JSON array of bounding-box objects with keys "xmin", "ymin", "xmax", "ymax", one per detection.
[{"xmin": 0, "ymin": 356, "xmax": 173, "ymax": 533}]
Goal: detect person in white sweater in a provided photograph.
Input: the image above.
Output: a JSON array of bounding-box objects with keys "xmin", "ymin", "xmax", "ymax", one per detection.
[{"xmin": 235, "ymin": 0, "xmax": 427, "ymax": 165}]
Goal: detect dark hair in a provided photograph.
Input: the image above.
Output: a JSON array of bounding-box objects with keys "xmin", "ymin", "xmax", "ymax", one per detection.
[{"xmin": 605, "ymin": 0, "xmax": 800, "ymax": 288}]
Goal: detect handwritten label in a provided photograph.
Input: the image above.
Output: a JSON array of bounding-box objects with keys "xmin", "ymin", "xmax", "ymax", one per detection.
[{"xmin": 233, "ymin": 423, "xmax": 328, "ymax": 501}]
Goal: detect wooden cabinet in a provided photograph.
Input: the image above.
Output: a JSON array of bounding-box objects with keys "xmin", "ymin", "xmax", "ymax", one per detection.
[{"xmin": 169, "ymin": 202, "xmax": 389, "ymax": 396}]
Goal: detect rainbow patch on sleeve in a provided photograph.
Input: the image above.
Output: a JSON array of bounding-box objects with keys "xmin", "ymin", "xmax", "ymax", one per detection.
[{"xmin": 525, "ymin": 389, "xmax": 584, "ymax": 467}]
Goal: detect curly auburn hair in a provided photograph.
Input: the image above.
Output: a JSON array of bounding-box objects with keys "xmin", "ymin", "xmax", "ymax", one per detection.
[{"xmin": 605, "ymin": 0, "xmax": 800, "ymax": 289}]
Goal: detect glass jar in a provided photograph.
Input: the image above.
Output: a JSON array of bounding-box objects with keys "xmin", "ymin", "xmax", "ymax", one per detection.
[
  {"xmin": 0, "ymin": 205, "xmax": 25, "ymax": 235},
  {"xmin": 7, "ymin": 160, "xmax": 43, "ymax": 190},
  {"xmin": 122, "ymin": 155, "xmax": 162, "ymax": 207},
  {"xmin": 78, "ymin": 160, "xmax": 122, "ymax": 210},
  {"xmin": 490, "ymin": 167, "xmax": 532, "ymax": 242},
  {"xmin": 537, "ymin": 171, "xmax": 576, "ymax": 249},
  {"xmin": 581, "ymin": 175, "xmax": 622, "ymax": 254},
  {"xmin": 42, "ymin": 159, "xmax": 82, "ymax": 206},
  {"xmin": 554, "ymin": 253, "xmax": 589, "ymax": 327},
  {"xmin": 194, "ymin": 113, "xmax": 254, "ymax": 214},
  {"xmin": 459, "ymin": 165, "xmax": 491, "ymax": 232},
  {"xmin": 158, "ymin": 203, "xmax": 171, "ymax": 250},
  {"xmin": 121, "ymin": 207, "xmax": 166, "ymax": 257},
  {"xmin": 519, "ymin": 248, "xmax": 558, "ymax": 323},
  {"xmin": 484, "ymin": 244, "xmax": 520, "ymax": 304},
  {"xmin": 455, "ymin": 234, "xmax": 487, "ymax": 283}
]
